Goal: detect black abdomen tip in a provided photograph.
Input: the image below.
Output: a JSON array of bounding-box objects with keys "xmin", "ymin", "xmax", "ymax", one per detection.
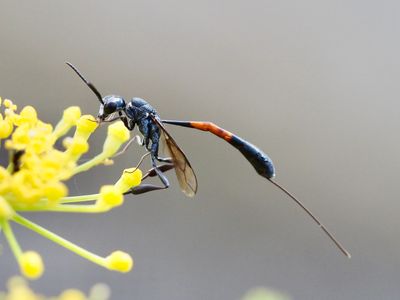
[
  {"xmin": 230, "ymin": 136, "xmax": 275, "ymax": 179},
  {"xmin": 260, "ymin": 153, "xmax": 275, "ymax": 179}
]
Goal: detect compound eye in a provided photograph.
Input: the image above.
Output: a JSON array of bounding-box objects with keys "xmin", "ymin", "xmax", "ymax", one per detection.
[{"xmin": 104, "ymin": 102, "xmax": 117, "ymax": 114}]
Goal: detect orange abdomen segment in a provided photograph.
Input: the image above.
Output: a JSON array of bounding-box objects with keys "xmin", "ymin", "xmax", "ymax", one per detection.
[{"xmin": 189, "ymin": 122, "xmax": 233, "ymax": 142}]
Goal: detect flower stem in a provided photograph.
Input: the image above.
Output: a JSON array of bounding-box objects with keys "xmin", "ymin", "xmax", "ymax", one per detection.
[
  {"xmin": 15, "ymin": 204, "xmax": 109, "ymax": 213},
  {"xmin": 73, "ymin": 153, "xmax": 107, "ymax": 175},
  {"xmin": 44, "ymin": 204, "xmax": 109, "ymax": 213},
  {"xmin": 12, "ymin": 214, "xmax": 108, "ymax": 268},
  {"xmin": 60, "ymin": 194, "xmax": 100, "ymax": 203},
  {"xmin": 1, "ymin": 219, "xmax": 22, "ymax": 260}
]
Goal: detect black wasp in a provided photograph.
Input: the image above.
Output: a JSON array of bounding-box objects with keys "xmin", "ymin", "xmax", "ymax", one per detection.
[{"xmin": 66, "ymin": 62, "xmax": 350, "ymax": 258}]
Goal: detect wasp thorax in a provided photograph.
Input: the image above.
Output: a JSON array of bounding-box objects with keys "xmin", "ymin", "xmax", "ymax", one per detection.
[
  {"xmin": 130, "ymin": 97, "xmax": 149, "ymax": 108},
  {"xmin": 126, "ymin": 97, "xmax": 154, "ymax": 121}
]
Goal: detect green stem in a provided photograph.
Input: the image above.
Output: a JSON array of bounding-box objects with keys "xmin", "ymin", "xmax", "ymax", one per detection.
[
  {"xmin": 15, "ymin": 204, "xmax": 108, "ymax": 213},
  {"xmin": 12, "ymin": 214, "xmax": 108, "ymax": 268},
  {"xmin": 44, "ymin": 204, "xmax": 108, "ymax": 213},
  {"xmin": 1, "ymin": 219, "xmax": 23, "ymax": 260},
  {"xmin": 51, "ymin": 120, "xmax": 71, "ymax": 142},
  {"xmin": 73, "ymin": 153, "xmax": 107, "ymax": 175},
  {"xmin": 13, "ymin": 194, "xmax": 100, "ymax": 211},
  {"xmin": 12, "ymin": 194, "xmax": 100, "ymax": 211},
  {"xmin": 6, "ymin": 151, "xmax": 14, "ymax": 173},
  {"xmin": 60, "ymin": 194, "xmax": 99, "ymax": 203}
]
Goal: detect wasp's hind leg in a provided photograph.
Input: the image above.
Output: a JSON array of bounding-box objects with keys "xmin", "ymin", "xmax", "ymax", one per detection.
[
  {"xmin": 128, "ymin": 183, "xmax": 168, "ymax": 195},
  {"xmin": 125, "ymin": 163, "xmax": 174, "ymax": 195},
  {"xmin": 155, "ymin": 156, "xmax": 173, "ymax": 163},
  {"xmin": 127, "ymin": 154, "xmax": 171, "ymax": 195},
  {"xmin": 127, "ymin": 124, "xmax": 174, "ymax": 195},
  {"xmin": 141, "ymin": 163, "xmax": 175, "ymax": 180}
]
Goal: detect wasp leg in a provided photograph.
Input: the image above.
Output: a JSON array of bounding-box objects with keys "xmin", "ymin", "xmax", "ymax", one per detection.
[
  {"xmin": 155, "ymin": 156, "xmax": 173, "ymax": 163},
  {"xmin": 151, "ymin": 154, "xmax": 170, "ymax": 185},
  {"xmin": 122, "ymin": 152, "xmax": 152, "ymax": 174},
  {"xmin": 97, "ymin": 115, "xmax": 122, "ymax": 123},
  {"xmin": 125, "ymin": 163, "xmax": 174, "ymax": 195},
  {"xmin": 132, "ymin": 155, "xmax": 170, "ymax": 193},
  {"xmin": 142, "ymin": 163, "xmax": 175, "ymax": 180},
  {"xmin": 113, "ymin": 135, "xmax": 144, "ymax": 158},
  {"xmin": 127, "ymin": 129, "xmax": 173, "ymax": 195},
  {"xmin": 128, "ymin": 184, "xmax": 167, "ymax": 195}
]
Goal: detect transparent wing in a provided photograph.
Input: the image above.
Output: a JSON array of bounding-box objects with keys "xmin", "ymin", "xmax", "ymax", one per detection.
[{"xmin": 152, "ymin": 116, "xmax": 198, "ymax": 197}]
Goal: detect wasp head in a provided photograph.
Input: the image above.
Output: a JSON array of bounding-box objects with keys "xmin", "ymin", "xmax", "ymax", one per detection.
[{"xmin": 97, "ymin": 95, "xmax": 126, "ymax": 121}]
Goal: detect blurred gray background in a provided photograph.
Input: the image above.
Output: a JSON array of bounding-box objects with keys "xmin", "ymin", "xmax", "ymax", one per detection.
[{"xmin": 0, "ymin": 1, "xmax": 399, "ymax": 299}]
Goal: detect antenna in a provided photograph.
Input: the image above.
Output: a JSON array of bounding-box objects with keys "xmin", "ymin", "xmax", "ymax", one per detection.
[{"xmin": 65, "ymin": 62, "xmax": 104, "ymax": 104}]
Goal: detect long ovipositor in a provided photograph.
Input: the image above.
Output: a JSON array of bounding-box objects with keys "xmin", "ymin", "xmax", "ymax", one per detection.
[{"xmin": 162, "ymin": 120, "xmax": 276, "ymax": 179}]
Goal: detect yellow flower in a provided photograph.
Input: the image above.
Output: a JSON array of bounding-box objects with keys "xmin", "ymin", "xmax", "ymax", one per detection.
[
  {"xmin": 74, "ymin": 114, "xmax": 98, "ymax": 140},
  {"xmin": 103, "ymin": 121, "xmax": 130, "ymax": 155},
  {"xmin": 20, "ymin": 251, "xmax": 44, "ymax": 279},
  {"xmin": 0, "ymin": 276, "xmax": 111, "ymax": 300},
  {"xmin": 0, "ymin": 196, "xmax": 14, "ymax": 219},
  {"xmin": 15, "ymin": 106, "xmax": 38, "ymax": 126},
  {"xmin": 241, "ymin": 287, "xmax": 291, "ymax": 300},
  {"xmin": 106, "ymin": 251, "xmax": 134, "ymax": 273},
  {"xmin": 97, "ymin": 185, "xmax": 124, "ymax": 209},
  {"xmin": 58, "ymin": 290, "xmax": 87, "ymax": 300},
  {"xmin": 43, "ymin": 181, "xmax": 68, "ymax": 202},
  {"xmin": 114, "ymin": 168, "xmax": 143, "ymax": 193},
  {"xmin": 66, "ymin": 136, "xmax": 89, "ymax": 157},
  {"xmin": 0, "ymin": 98, "xmax": 143, "ymax": 278},
  {"xmin": 0, "ymin": 119, "xmax": 13, "ymax": 138}
]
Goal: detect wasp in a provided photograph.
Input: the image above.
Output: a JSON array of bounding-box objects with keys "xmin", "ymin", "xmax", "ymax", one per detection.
[{"xmin": 66, "ymin": 62, "xmax": 350, "ymax": 258}]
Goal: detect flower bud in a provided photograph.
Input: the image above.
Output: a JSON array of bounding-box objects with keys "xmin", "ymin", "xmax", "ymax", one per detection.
[
  {"xmin": 106, "ymin": 251, "xmax": 133, "ymax": 273},
  {"xmin": 20, "ymin": 251, "xmax": 44, "ymax": 279}
]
